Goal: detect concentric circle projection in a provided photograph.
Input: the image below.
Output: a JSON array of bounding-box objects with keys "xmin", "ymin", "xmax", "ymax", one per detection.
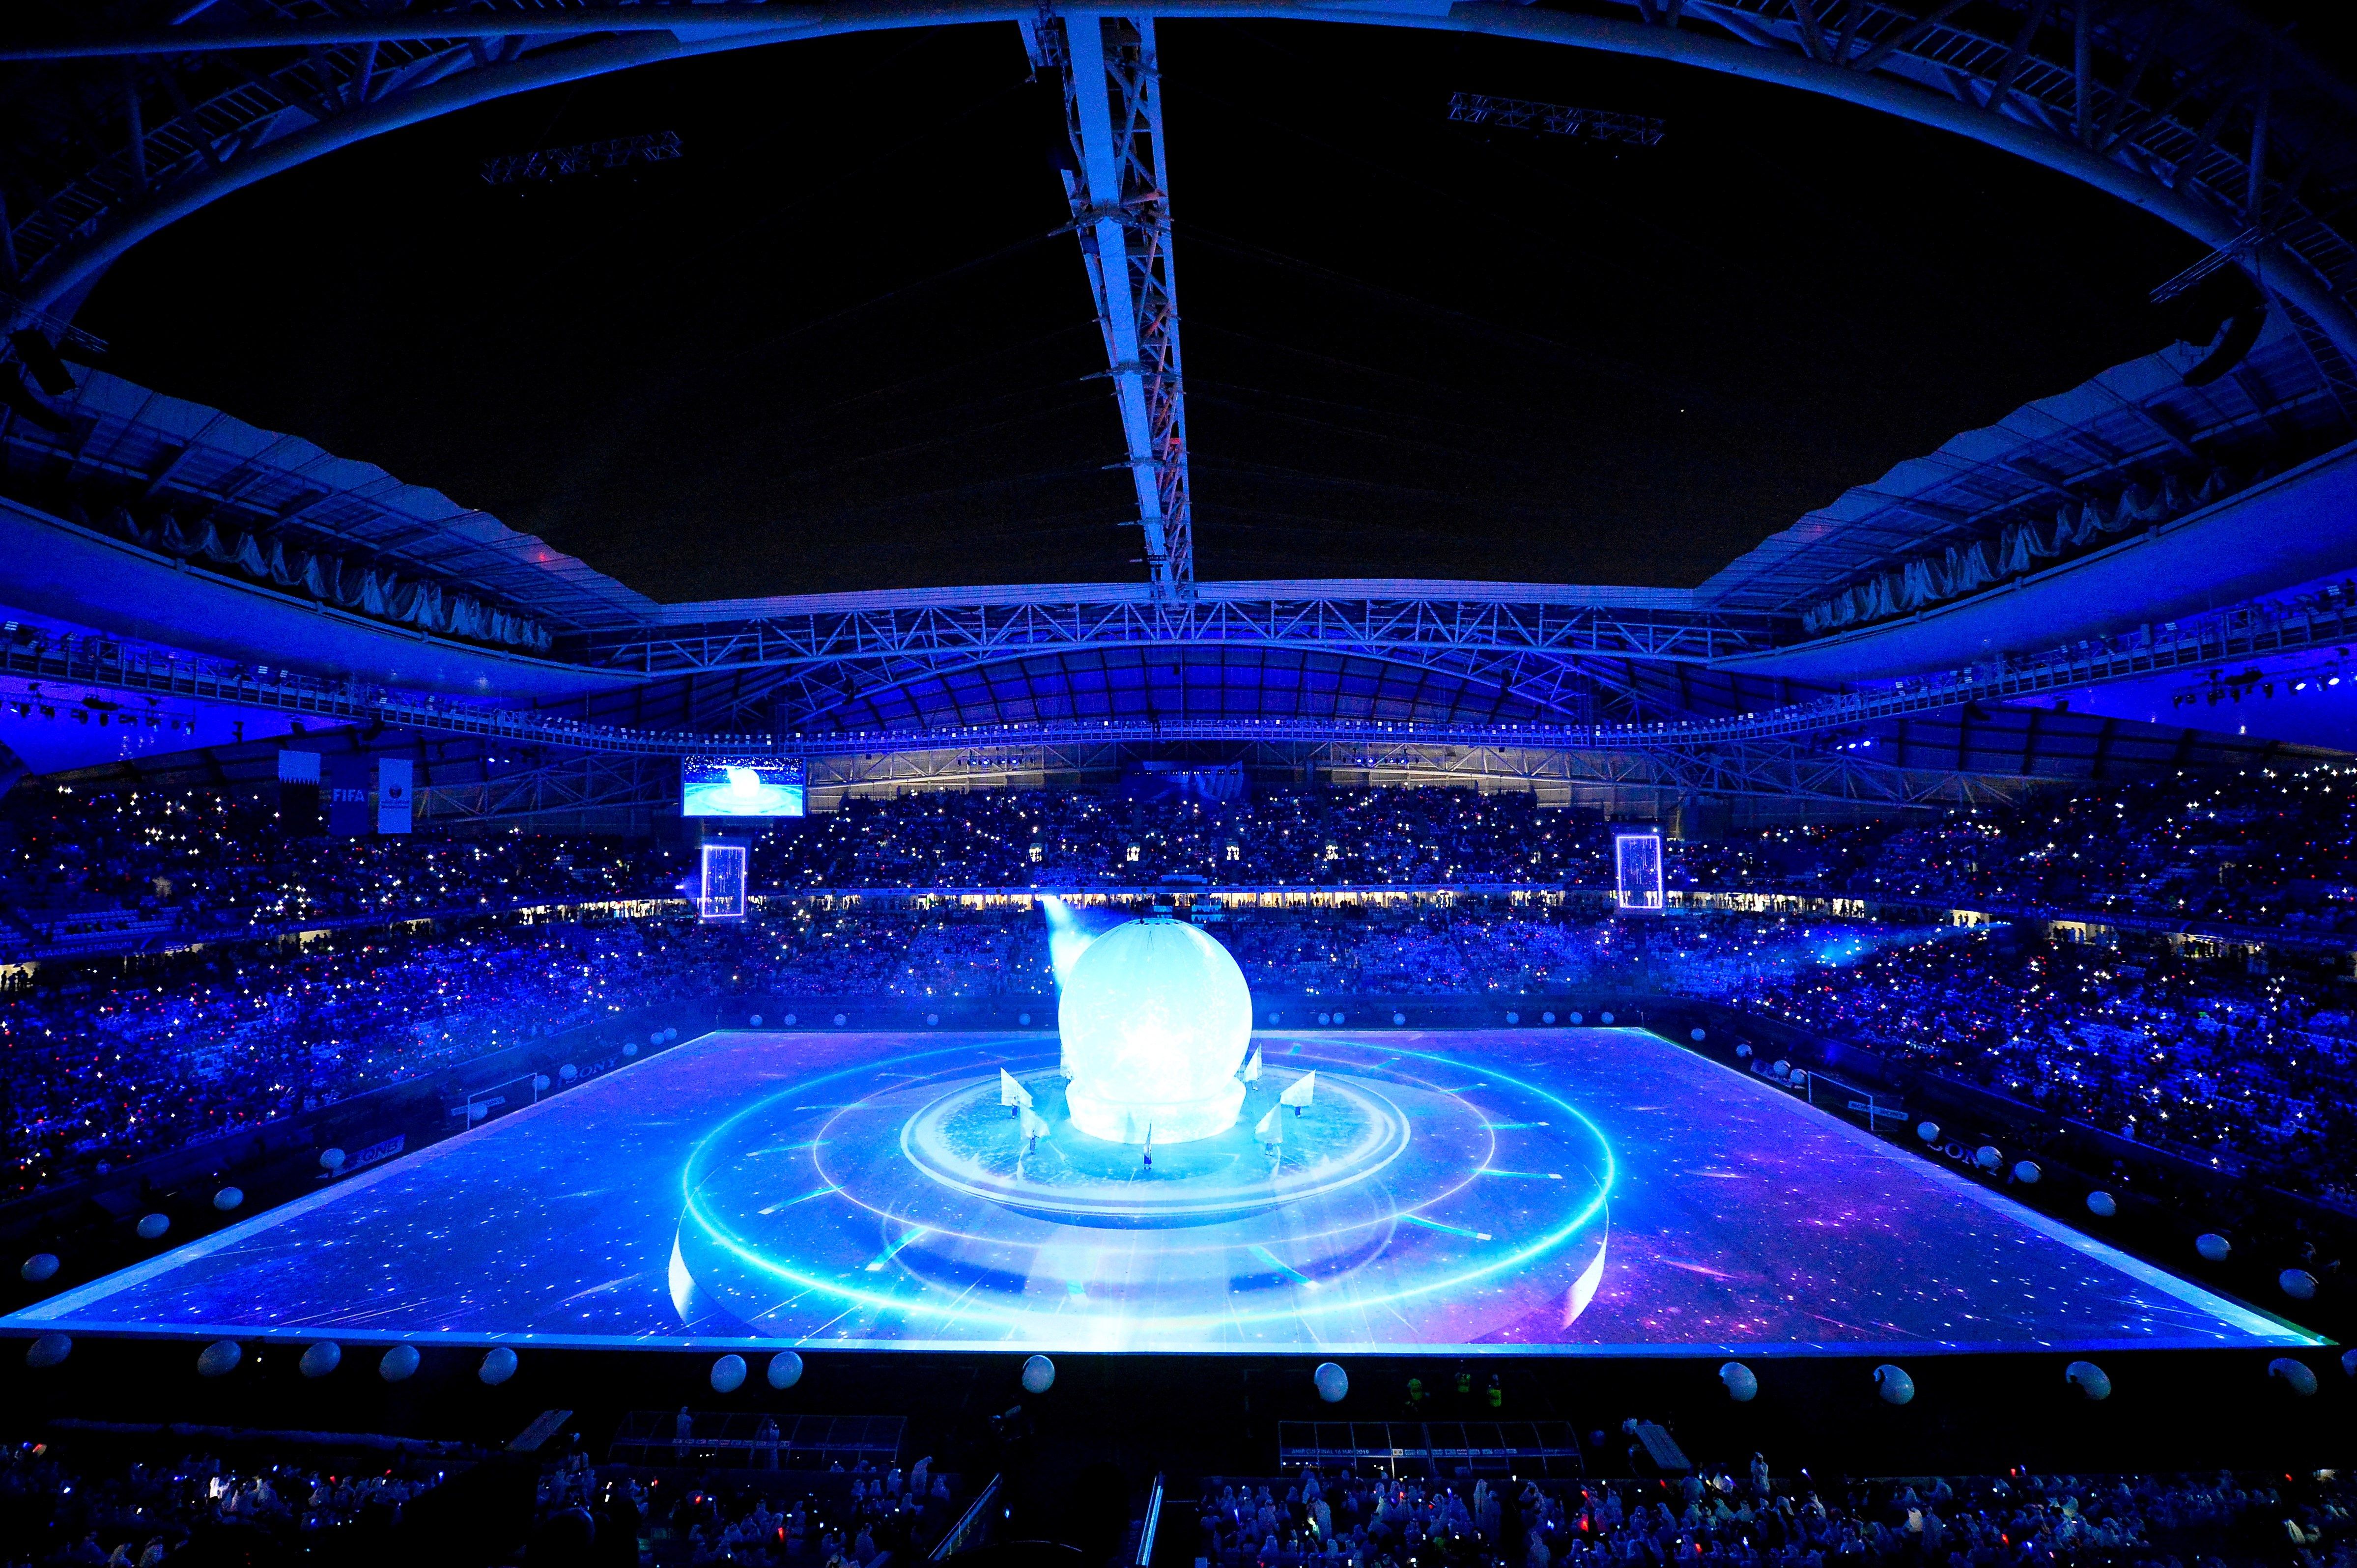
[{"xmin": 675, "ymin": 1036, "xmax": 1612, "ymax": 1350}]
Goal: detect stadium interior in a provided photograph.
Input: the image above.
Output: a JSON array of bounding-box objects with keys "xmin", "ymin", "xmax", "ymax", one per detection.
[{"xmin": 9, "ymin": 2, "xmax": 2357, "ymax": 1565}]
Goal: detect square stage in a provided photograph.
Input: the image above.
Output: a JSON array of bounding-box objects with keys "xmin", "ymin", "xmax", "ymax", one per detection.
[{"xmin": 7, "ymin": 1028, "xmax": 2314, "ymax": 1355}]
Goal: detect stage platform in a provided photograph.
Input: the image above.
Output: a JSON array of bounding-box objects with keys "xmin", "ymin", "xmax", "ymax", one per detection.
[{"xmin": 6, "ymin": 1028, "xmax": 2315, "ymax": 1355}]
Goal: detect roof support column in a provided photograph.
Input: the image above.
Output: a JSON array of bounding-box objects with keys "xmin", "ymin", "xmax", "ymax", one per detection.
[{"xmin": 1022, "ymin": 14, "xmax": 1195, "ymax": 602}]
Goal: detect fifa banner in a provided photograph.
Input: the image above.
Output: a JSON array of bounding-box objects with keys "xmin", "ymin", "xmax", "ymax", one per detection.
[
  {"xmin": 377, "ymin": 757, "xmax": 414, "ymax": 835},
  {"xmin": 327, "ymin": 756, "xmax": 372, "ymax": 837},
  {"xmin": 277, "ymin": 749, "xmax": 321, "ymax": 836}
]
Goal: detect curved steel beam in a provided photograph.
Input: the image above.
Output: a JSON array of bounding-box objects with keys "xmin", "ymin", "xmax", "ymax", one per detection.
[{"xmin": 10, "ymin": 1, "xmax": 2356, "ymax": 357}]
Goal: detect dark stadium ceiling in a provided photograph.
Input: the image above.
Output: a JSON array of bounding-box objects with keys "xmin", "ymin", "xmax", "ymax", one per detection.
[{"xmin": 32, "ymin": 12, "xmax": 2297, "ymax": 601}]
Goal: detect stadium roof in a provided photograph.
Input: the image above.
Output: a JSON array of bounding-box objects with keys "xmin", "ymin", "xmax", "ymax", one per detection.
[
  {"xmin": 3, "ymin": 370, "xmax": 658, "ymax": 631},
  {"xmin": 1697, "ymin": 314, "xmax": 2357, "ymax": 616}
]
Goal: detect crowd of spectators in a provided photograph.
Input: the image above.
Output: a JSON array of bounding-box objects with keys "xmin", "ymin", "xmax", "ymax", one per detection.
[
  {"xmin": 12, "ymin": 764, "xmax": 2357, "ymax": 1212},
  {"xmin": 1706, "ymin": 766, "xmax": 2357, "ymax": 938},
  {"xmin": 0, "ymin": 1439, "xmax": 447, "ymax": 1566},
  {"xmin": 10, "ymin": 1434, "xmax": 2356, "ymax": 1568},
  {"xmin": 1198, "ymin": 1463, "xmax": 2357, "ymax": 1568},
  {"xmin": 1740, "ymin": 929, "xmax": 2357, "ymax": 1203}
]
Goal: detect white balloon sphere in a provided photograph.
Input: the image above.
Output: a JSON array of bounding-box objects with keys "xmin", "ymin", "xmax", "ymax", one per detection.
[
  {"xmin": 1600, "ymin": 1011, "xmax": 1615, "ymax": 1025},
  {"xmin": 2086, "ymin": 1191, "xmax": 2117, "ymax": 1218},
  {"xmin": 1873, "ymin": 1364, "xmax": 1914, "ymax": 1405},
  {"xmin": 2196, "ymin": 1232, "xmax": 2232, "ymax": 1262},
  {"xmin": 1735, "ymin": 1043, "xmax": 1751, "ymax": 1059},
  {"xmin": 379, "ymin": 1344, "xmax": 421, "ymax": 1382},
  {"xmin": 926, "ymin": 1014, "xmax": 938, "ymax": 1027},
  {"xmin": 1540, "ymin": 1011, "xmax": 1555, "ymax": 1025},
  {"xmin": 833, "ymin": 1014, "xmax": 847, "ymax": 1026},
  {"xmin": 21, "ymin": 1253, "xmax": 59, "ymax": 1283},
  {"xmin": 1567, "ymin": 1012, "xmax": 1583, "ymax": 1025},
  {"xmin": 2064, "ymin": 1360, "xmax": 2111, "ymax": 1400},
  {"xmin": 468, "ymin": 1103, "xmax": 488, "ymax": 1122},
  {"xmin": 1916, "ymin": 1121, "xmax": 1940, "ymax": 1144},
  {"xmin": 649, "ymin": 1031, "xmax": 663, "ymax": 1046},
  {"xmin": 1332, "ymin": 1011, "xmax": 1344, "ymax": 1025},
  {"xmin": 533, "ymin": 1075, "xmax": 551, "ymax": 1092},
  {"xmin": 2281, "ymin": 1269, "xmax": 2320, "ymax": 1301},
  {"xmin": 750, "ymin": 1014, "xmax": 764, "ymax": 1028},
  {"xmin": 1771, "ymin": 1061, "xmax": 1790, "ymax": 1078},
  {"xmin": 624, "ymin": 1043, "xmax": 638, "ymax": 1057},
  {"xmin": 1719, "ymin": 1362, "xmax": 1759, "ymax": 1402},
  {"xmin": 1392, "ymin": 1012, "xmax": 1407, "ymax": 1026},
  {"xmin": 2013, "ymin": 1161, "xmax": 2041, "ymax": 1185},
  {"xmin": 319, "ymin": 1148, "xmax": 346, "ymax": 1171},
  {"xmin": 479, "ymin": 1345, "xmax": 518, "ymax": 1385},
  {"xmin": 1691, "ymin": 1029, "xmax": 1707, "ymax": 1043},
  {"xmin": 212, "ymin": 1187, "xmax": 243, "ymax": 1212},
  {"xmin": 1974, "ymin": 1146, "xmax": 2002, "ymax": 1171},
  {"xmin": 1018, "ymin": 1012, "xmax": 1032, "ymax": 1026},
  {"xmin": 2343, "ymin": 1347, "xmax": 2357, "ymax": 1380},
  {"xmin": 198, "ymin": 1340, "xmax": 242, "ymax": 1378},
  {"xmin": 665, "ymin": 1028, "xmax": 679, "ymax": 1041},
  {"xmin": 1021, "ymin": 1353, "xmax": 1056, "ymax": 1394},
  {"xmin": 1314, "ymin": 1362, "xmax": 1349, "ymax": 1403},
  {"xmin": 784, "ymin": 1014, "xmax": 797, "ymax": 1027},
  {"xmin": 1058, "ymin": 920, "xmax": 1251, "ymax": 1144},
  {"xmin": 2271, "ymin": 1358, "xmax": 2319, "ymax": 1397},
  {"xmin": 1317, "ymin": 1012, "xmax": 1331, "ymax": 1026},
  {"xmin": 1505, "ymin": 1011, "xmax": 1519, "ymax": 1024},
  {"xmin": 26, "ymin": 1333, "xmax": 71, "ymax": 1368},
  {"xmin": 300, "ymin": 1342, "xmax": 342, "ymax": 1378},
  {"xmin": 136, "ymin": 1213, "xmax": 170, "ymax": 1241},
  {"xmin": 710, "ymin": 1353, "xmax": 748, "ymax": 1393},
  {"xmin": 559, "ymin": 1064, "xmax": 578, "ymax": 1082},
  {"xmin": 768, "ymin": 1351, "xmax": 804, "ymax": 1390}
]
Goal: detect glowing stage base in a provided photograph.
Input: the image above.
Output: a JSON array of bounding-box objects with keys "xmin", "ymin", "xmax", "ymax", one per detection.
[{"xmin": 4, "ymin": 1029, "xmax": 2315, "ymax": 1356}]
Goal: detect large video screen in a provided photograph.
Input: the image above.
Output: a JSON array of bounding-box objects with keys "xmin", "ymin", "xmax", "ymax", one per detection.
[{"xmin": 682, "ymin": 757, "xmax": 805, "ymax": 818}]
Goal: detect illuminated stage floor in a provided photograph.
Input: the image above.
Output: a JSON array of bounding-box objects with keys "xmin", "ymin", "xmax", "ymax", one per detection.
[{"xmin": 8, "ymin": 1029, "xmax": 2315, "ymax": 1355}]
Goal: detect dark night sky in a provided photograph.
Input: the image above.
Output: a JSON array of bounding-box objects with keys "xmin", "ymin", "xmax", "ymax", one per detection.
[{"xmin": 79, "ymin": 19, "xmax": 2217, "ymax": 603}]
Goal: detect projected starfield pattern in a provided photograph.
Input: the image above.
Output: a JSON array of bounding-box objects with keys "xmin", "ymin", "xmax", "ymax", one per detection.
[{"xmin": 7, "ymin": 1030, "xmax": 2313, "ymax": 1354}]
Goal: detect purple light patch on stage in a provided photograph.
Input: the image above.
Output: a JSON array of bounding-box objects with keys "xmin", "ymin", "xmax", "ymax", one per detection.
[{"xmin": 6, "ymin": 1029, "xmax": 2311, "ymax": 1354}]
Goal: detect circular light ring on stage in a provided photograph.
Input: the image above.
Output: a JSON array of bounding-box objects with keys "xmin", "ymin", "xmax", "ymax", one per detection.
[
  {"xmin": 890, "ymin": 1070, "xmax": 1414, "ymax": 1225},
  {"xmin": 672, "ymin": 1036, "xmax": 1613, "ymax": 1344}
]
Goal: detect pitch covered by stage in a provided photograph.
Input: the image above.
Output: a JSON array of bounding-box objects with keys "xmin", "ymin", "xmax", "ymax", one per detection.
[{"xmin": 6, "ymin": 1028, "xmax": 2314, "ymax": 1355}]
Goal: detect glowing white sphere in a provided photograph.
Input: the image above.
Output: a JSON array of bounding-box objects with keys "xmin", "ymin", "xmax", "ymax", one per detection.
[
  {"xmin": 710, "ymin": 1353, "xmax": 747, "ymax": 1393},
  {"xmin": 2087, "ymin": 1190, "xmax": 2117, "ymax": 1217},
  {"xmin": 21, "ymin": 1254, "xmax": 59, "ymax": 1284},
  {"xmin": 2013, "ymin": 1161, "xmax": 2041, "ymax": 1185},
  {"xmin": 1873, "ymin": 1363, "xmax": 1914, "ymax": 1405},
  {"xmin": 1916, "ymin": 1121, "xmax": 1940, "ymax": 1144},
  {"xmin": 301, "ymin": 1342, "xmax": 342, "ymax": 1378},
  {"xmin": 1314, "ymin": 1362, "xmax": 1349, "ymax": 1402},
  {"xmin": 1058, "ymin": 919, "xmax": 1250, "ymax": 1145},
  {"xmin": 2196, "ymin": 1232, "xmax": 2231, "ymax": 1262},
  {"xmin": 379, "ymin": 1344, "xmax": 421, "ymax": 1382},
  {"xmin": 198, "ymin": 1340, "xmax": 241, "ymax": 1378},
  {"xmin": 1974, "ymin": 1146, "xmax": 2002, "ymax": 1171},
  {"xmin": 1719, "ymin": 1362, "xmax": 1758, "ymax": 1402},
  {"xmin": 213, "ymin": 1187, "xmax": 243, "ymax": 1212},
  {"xmin": 479, "ymin": 1345, "xmax": 518, "ymax": 1385},
  {"xmin": 136, "ymin": 1213, "xmax": 170, "ymax": 1241},
  {"xmin": 319, "ymin": 1148, "xmax": 346, "ymax": 1171},
  {"xmin": 1021, "ymin": 1353, "xmax": 1056, "ymax": 1394},
  {"xmin": 768, "ymin": 1351, "xmax": 804, "ymax": 1389}
]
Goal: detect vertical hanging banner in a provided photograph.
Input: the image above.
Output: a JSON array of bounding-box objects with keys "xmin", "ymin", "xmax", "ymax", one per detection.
[
  {"xmin": 377, "ymin": 757, "xmax": 414, "ymax": 835},
  {"xmin": 327, "ymin": 756, "xmax": 372, "ymax": 837},
  {"xmin": 277, "ymin": 749, "xmax": 321, "ymax": 836}
]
